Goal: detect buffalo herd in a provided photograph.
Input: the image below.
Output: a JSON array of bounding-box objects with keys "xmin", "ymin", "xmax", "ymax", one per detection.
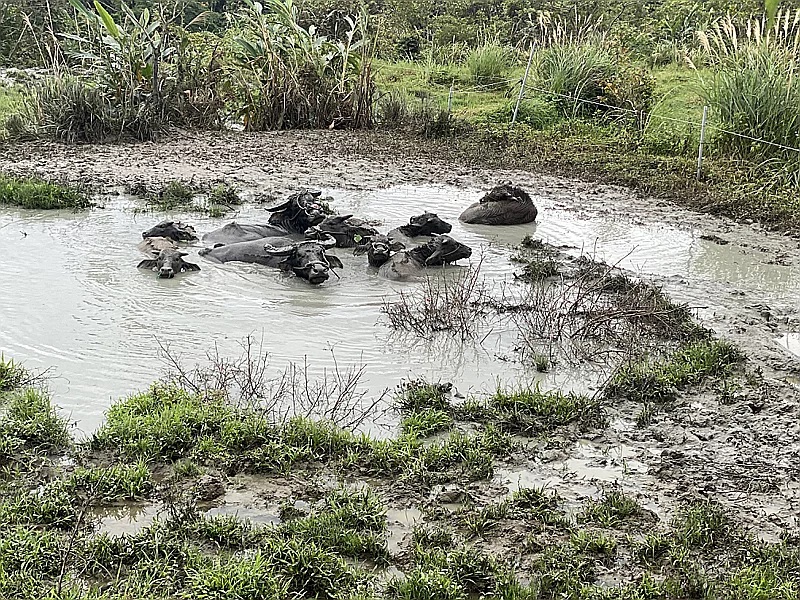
[{"xmin": 137, "ymin": 183, "xmax": 537, "ymax": 284}]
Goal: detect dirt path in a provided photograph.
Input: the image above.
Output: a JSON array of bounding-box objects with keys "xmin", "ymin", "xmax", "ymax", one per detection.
[{"xmin": 3, "ymin": 130, "xmax": 800, "ymax": 541}]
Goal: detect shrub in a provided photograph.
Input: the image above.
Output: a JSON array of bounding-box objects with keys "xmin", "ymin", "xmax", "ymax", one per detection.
[
  {"xmin": 535, "ymin": 39, "xmax": 654, "ymax": 118},
  {"xmin": 699, "ymin": 43, "xmax": 800, "ymax": 158},
  {"xmin": 466, "ymin": 44, "xmax": 512, "ymax": 86},
  {"xmin": 228, "ymin": 0, "xmax": 375, "ymax": 130}
]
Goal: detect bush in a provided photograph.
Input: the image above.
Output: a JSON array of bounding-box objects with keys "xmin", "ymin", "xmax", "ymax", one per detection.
[
  {"xmin": 701, "ymin": 44, "xmax": 800, "ymax": 158},
  {"xmin": 466, "ymin": 44, "xmax": 513, "ymax": 86},
  {"xmin": 535, "ymin": 39, "xmax": 654, "ymax": 118},
  {"xmin": 228, "ymin": 0, "xmax": 375, "ymax": 130},
  {"xmin": 483, "ymin": 97, "xmax": 560, "ymax": 129},
  {"xmin": 0, "ymin": 174, "xmax": 94, "ymax": 209}
]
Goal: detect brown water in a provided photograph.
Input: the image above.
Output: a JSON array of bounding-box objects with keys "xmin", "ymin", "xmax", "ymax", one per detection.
[{"xmin": 2, "ymin": 184, "xmax": 798, "ymax": 433}]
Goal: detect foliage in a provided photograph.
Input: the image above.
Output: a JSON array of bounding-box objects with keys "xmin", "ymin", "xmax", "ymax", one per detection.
[
  {"xmin": 0, "ymin": 174, "xmax": 93, "ymax": 209},
  {"xmin": 228, "ymin": 0, "xmax": 375, "ymax": 130},
  {"xmin": 604, "ymin": 339, "xmax": 744, "ymax": 403},
  {"xmin": 697, "ymin": 12, "xmax": 800, "ymax": 159},
  {"xmin": 466, "ymin": 44, "xmax": 512, "ymax": 85}
]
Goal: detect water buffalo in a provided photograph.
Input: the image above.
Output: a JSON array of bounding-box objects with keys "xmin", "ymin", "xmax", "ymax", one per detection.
[
  {"xmin": 137, "ymin": 236, "xmax": 178, "ymax": 254},
  {"xmin": 304, "ymin": 214, "xmax": 379, "ymax": 248},
  {"xmin": 378, "ymin": 235, "xmax": 472, "ymax": 281},
  {"xmin": 142, "ymin": 221, "xmax": 198, "ymax": 242},
  {"xmin": 199, "ymin": 236, "xmax": 342, "ymax": 285},
  {"xmin": 198, "ymin": 236, "xmax": 295, "ymax": 265},
  {"xmin": 202, "ymin": 191, "xmax": 327, "ymax": 245},
  {"xmin": 137, "ymin": 249, "xmax": 201, "ymax": 278},
  {"xmin": 353, "ymin": 234, "xmax": 405, "ymax": 268},
  {"xmin": 388, "ymin": 212, "xmax": 452, "ymax": 245},
  {"xmin": 459, "ymin": 183, "xmax": 538, "ymax": 225}
]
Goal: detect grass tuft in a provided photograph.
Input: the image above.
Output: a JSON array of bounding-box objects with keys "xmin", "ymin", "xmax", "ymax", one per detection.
[
  {"xmin": 604, "ymin": 340, "xmax": 744, "ymax": 403},
  {"xmin": 0, "ymin": 174, "xmax": 93, "ymax": 209}
]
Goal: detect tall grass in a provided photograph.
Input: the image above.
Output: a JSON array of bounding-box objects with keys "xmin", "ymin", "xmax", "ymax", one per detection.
[
  {"xmin": 466, "ymin": 44, "xmax": 512, "ymax": 86},
  {"xmin": 0, "ymin": 174, "xmax": 93, "ymax": 209},
  {"xmin": 534, "ymin": 34, "xmax": 653, "ymax": 118},
  {"xmin": 230, "ymin": 0, "xmax": 375, "ymax": 130},
  {"xmin": 11, "ymin": 0, "xmax": 223, "ymax": 141},
  {"xmin": 697, "ymin": 10, "xmax": 800, "ymax": 157}
]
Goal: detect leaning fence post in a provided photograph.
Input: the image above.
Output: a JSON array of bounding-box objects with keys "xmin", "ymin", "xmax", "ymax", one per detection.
[
  {"xmin": 447, "ymin": 81, "xmax": 454, "ymax": 116},
  {"xmin": 697, "ymin": 105, "xmax": 709, "ymax": 180},
  {"xmin": 512, "ymin": 43, "xmax": 535, "ymax": 127}
]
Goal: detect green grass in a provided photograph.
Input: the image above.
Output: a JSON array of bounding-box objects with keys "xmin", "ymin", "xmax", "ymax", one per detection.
[
  {"xmin": 91, "ymin": 384, "xmax": 514, "ymax": 484},
  {"xmin": 0, "ymin": 355, "xmax": 29, "ymax": 392},
  {"xmin": 400, "ymin": 408, "xmax": 454, "ymax": 437},
  {"xmin": 577, "ymin": 490, "xmax": 642, "ymax": 527},
  {"xmin": 459, "ymin": 385, "xmax": 604, "ymax": 435},
  {"xmin": 604, "ymin": 339, "xmax": 744, "ymax": 403},
  {"xmin": 0, "ymin": 86, "xmax": 24, "ymax": 132},
  {"xmin": 0, "ymin": 388, "xmax": 71, "ymax": 454},
  {"xmin": 0, "ymin": 174, "xmax": 94, "ymax": 209},
  {"xmin": 394, "ymin": 379, "xmax": 453, "ymax": 412}
]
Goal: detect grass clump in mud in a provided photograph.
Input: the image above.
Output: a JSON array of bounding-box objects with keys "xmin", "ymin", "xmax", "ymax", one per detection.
[
  {"xmin": 459, "ymin": 385, "xmax": 604, "ymax": 435},
  {"xmin": 578, "ymin": 489, "xmax": 642, "ymax": 528},
  {"xmin": 394, "ymin": 379, "xmax": 453, "ymax": 412},
  {"xmin": 512, "ymin": 236, "xmax": 561, "ymax": 282},
  {"xmin": 0, "ymin": 174, "xmax": 93, "ymax": 209},
  {"xmin": 0, "ymin": 355, "xmax": 32, "ymax": 392},
  {"xmin": 400, "ymin": 408, "xmax": 453, "ymax": 437},
  {"xmin": 91, "ymin": 384, "xmax": 514, "ymax": 484},
  {"xmin": 132, "ymin": 179, "xmax": 242, "ymax": 216},
  {"xmin": 605, "ymin": 339, "xmax": 745, "ymax": 403},
  {"xmin": 0, "ymin": 388, "xmax": 71, "ymax": 456}
]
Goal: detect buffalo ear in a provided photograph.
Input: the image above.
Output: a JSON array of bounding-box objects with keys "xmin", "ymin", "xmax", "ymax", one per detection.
[
  {"xmin": 390, "ymin": 241, "xmax": 406, "ymax": 251},
  {"xmin": 182, "ymin": 261, "xmax": 201, "ymax": 272},
  {"xmin": 265, "ymin": 200, "xmax": 292, "ymax": 212},
  {"xmin": 326, "ymin": 255, "xmax": 344, "ymax": 269},
  {"xmin": 137, "ymin": 259, "xmax": 158, "ymax": 269},
  {"xmin": 177, "ymin": 251, "xmax": 188, "ymax": 257},
  {"xmin": 353, "ymin": 244, "xmax": 369, "ymax": 256}
]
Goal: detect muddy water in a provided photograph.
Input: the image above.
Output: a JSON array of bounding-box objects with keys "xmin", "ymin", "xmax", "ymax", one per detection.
[{"xmin": 1, "ymin": 184, "xmax": 798, "ymax": 433}]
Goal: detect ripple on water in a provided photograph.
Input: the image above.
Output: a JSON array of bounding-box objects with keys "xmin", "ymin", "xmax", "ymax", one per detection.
[{"xmin": 2, "ymin": 184, "xmax": 799, "ymax": 432}]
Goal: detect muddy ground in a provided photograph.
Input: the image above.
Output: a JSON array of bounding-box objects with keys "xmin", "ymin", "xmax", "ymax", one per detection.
[{"xmin": 3, "ymin": 130, "xmax": 800, "ymax": 592}]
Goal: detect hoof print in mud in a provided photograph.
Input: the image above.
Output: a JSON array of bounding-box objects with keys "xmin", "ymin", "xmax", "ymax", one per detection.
[{"xmin": 459, "ymin": 183, "xmax": 538, "ymax": 225}]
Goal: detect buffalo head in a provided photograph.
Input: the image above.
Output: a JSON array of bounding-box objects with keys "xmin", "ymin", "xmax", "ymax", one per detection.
[
  {"xmin": 304, "ymin": 214, "xmax": 379, "ymax": 248},
  {"xmin": 137, "ymin": 249, "xmax": 201, "ymax": 278},
  {"xmin": 404, "ymin": 212, "xmax": 452, "ymax": 236},
  {"xmin": 353, "ymin": 234, "xmax": 405, "ymax": 267},
  {"xmin": 142, "ymin": 220, "xmax": 198, "ymax": 242},
  {"xmin": 422, "ymin": 234, "xmax": 472, "ymax": 266},
  {"xmin": 264, "ymin": 235, "xmax": 343, "ymax": 285},
  {"xmin": 265, "ymin": 190, "xmax": 327, "ymax": 233}
]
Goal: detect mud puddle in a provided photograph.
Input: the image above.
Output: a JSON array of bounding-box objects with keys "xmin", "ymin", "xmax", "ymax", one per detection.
[
  {"xmin": 93, "ymin": 502, "xmax": 160, "ymax": 536},
  {"xmin": 1, "ymin": 184, "xmax": 798, "ymax": 432}
]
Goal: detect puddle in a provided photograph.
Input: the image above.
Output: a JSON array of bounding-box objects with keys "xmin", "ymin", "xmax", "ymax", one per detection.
[
  {"xmin": 776, "ymin": 333, "xmax": 800, "ymax": 359},
  {"xmin": 386, "ymin": 506, "xmax": 423, "ymax": 555},
  {"xmin": 204, "ymin": 482, "xmax": 282, "ymax": 524},
  {"xmin": 2, "ymin": 184, "xmax": 798, "ymax": 432},
  {"xmin": 93, "ymin": 503, "xmax": 160, "ymax": 536}
]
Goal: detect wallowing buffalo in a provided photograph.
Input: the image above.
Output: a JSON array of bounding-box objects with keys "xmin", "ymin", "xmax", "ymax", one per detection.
[
  {"xmin": 199, "ymin": 235, "xmax": 342, "ymax": 285},
  {"xmin": 305, "ymin": 214, "xmax": 379, "ymax": 248},
  {"xmin": 137, "ymin": 236, "xmax": 178, "ymax": 254},
  {"xmin": 137, "ymin": 249, "xmax": 201, "ymax": 278},
  {"xmin": 353, "ymin": 234, "xmax": 405, "ymax": 267},
  {"xmin": 378, "ymin": 234, "xmax": 472, "ymax": 280},
  {"xmin": 142, "ymin": 221, "xmax": 198, "ymax": 242},
  {"xmin": 459, "ymin": 183, "xmax": 538, "ymax": 225},
  {"xmin": 388, "ymin": 212, "xmax": 452, "ymax": 244},
  {"xmin": 202, "ymin": 191, "xmax": 327, "ymax": 246}
]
